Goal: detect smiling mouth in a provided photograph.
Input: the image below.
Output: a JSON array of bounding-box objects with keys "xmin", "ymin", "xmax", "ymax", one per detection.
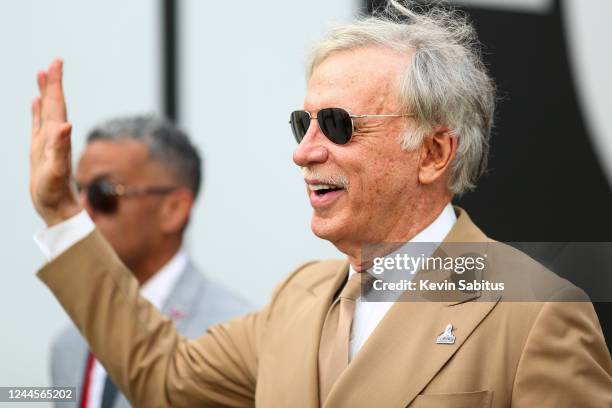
[{"xmin": 309, "ymin": 183, "xmax": 345, "ymax": 196}]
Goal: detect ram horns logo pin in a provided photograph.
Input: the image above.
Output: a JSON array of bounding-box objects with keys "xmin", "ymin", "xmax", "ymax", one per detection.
[{"xmin": 436, "ymin": 324, "xmax": 456, "ymax": 345}]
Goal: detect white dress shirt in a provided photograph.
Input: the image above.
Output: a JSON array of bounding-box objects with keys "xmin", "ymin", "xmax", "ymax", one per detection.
[
  {"xmin": 349, "ymin": 203, "xmax": 456, "ymax": 360},
  {"xmin": 34, "ymin": 212, "xmax": 187, "ymax": 408}
]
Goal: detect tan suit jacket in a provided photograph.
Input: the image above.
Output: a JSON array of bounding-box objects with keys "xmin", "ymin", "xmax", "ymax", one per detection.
[{"xmin": 38, "ymin": 209, "xmax": 611, "ymax": 407}]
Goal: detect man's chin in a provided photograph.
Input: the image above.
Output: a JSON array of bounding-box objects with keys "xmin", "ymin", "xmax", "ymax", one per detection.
[{"xmin": 310, "ymin": 214, "xmax": 346, "ymax": 243}]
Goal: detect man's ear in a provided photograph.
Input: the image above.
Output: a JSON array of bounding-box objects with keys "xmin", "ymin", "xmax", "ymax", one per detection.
[
  {"xmin": 160, "ymin": 188, "xmax": 194, "ymax": 234},
  {"xmin": 417, "ymin": 126, "xmax": 457, "ymax": 186}
]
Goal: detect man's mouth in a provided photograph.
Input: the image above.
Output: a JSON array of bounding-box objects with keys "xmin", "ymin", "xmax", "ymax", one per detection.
[
  {"xmin": 306, "ymin": 182, "xmax": 346, "ymax": 208},
  {"xmin": 308, "ymin": 183, "xmax": 345, "ymax": 196}
]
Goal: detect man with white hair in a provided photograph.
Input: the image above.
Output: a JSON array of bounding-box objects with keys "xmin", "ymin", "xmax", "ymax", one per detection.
[{"xmin": 29, "ymin": 1, "xmax": 610, "ymax": 407}]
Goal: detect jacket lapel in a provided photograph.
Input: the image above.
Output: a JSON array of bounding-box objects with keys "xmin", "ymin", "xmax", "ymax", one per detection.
[
  {"xmin": 324, "ymin": 207, "xmax": 502, "ymax": 407},
  {"xmin": 261, "ymin": 260, "xmax": 349, "ymax": 408},
  {"xmin": 324, "ymin": 296, "xmax": 500, "ymax": 407}
]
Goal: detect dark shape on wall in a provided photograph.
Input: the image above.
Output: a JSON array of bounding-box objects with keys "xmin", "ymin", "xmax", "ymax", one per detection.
[
  {"xmin": 364, "ymin": 0, "xmax": 611, "ymax": 349},
  {"xmin": 162, "ymin": 0, "xmax": 179, "ymax": 122}
]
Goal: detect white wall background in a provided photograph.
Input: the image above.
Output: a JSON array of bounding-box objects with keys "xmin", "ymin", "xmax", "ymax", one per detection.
[
  {"xmin": 0, "ymin": 0, "xmax": 357, "ymax": 403},
  {"xmin": 180, "ymin": 0, "xmax": 357, "ymax": 306},
  {"xmin": 0, "ymin": 0, "xmax": 159, "ymax": 405}
]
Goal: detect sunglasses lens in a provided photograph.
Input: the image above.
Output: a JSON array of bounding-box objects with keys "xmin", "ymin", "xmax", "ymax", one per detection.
[
  {"xmin": 318, "ymin": 108, "xmax": 353, "ymax": 144},
  {"xmin": 290, "ymin": 110, "xmax": 311, "ymax": 143},
  {"xmin": 88, "ymin": 181, "xmax": 118, "ymax": 214}
]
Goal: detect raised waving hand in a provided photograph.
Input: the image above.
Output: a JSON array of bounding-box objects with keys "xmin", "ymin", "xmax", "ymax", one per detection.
[{"xmin": 30, "ymin": 59, "xmax": 82, "ymax": 226}]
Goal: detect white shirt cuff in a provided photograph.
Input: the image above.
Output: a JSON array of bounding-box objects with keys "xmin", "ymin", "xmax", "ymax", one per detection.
[{"xmin": 34, "ymin": 209, "xmax": 95, "ymax": 261}]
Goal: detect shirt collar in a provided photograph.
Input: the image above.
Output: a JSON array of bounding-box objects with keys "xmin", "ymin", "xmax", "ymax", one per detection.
[{"xmin": 140, "ymin": 248, "xmax": 189, "ymax": 309}]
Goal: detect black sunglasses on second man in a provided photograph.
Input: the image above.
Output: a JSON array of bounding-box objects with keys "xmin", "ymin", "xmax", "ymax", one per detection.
[
  {"xmin": 78, "ymin": 177, "xmax": 178, "ymax": 214},
  {"xmin": 289, "ymin": 107, "xmax": 412, "ymax": 145}
]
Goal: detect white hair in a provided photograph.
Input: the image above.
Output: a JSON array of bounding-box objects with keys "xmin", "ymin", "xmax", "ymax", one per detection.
[{"xmin": 307, "ymin": 0, "xmax": 496, "ymax": 194}]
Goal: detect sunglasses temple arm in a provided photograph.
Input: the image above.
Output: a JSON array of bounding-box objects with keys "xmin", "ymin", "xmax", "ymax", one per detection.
[
  {"xmin": 350, "ymin": 114, "xmax": 413, "ymax": 118},
  {"xmin": 121, "ymin": 186, "xmax": 178, "ymax": 196}
]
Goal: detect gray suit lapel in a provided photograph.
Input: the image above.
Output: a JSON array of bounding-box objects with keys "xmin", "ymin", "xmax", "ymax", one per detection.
[
  {"xmin": 159, "ymin": 261, "xmax": 202, "ymax": 333},
  {"xmin": 51, "ymin": 326, "xmax": 89, "ymax": 408}
]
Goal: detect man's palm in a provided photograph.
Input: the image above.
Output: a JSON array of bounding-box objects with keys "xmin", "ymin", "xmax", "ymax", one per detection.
[{"xmin": 30, "ymin": 59, "xmax": 81, "ymax": 226}]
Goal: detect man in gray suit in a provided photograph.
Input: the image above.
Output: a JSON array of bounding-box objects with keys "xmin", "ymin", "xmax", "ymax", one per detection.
[{"xmin": 46, "ymin": 115, "xmax": 252, "ymax": 408}]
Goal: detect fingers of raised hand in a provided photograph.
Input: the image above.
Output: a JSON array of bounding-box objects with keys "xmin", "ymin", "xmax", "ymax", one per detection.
[
  {"xmin": 59, "ymin": 122, "xmax": 72, "ymax": 141},
  {"xmin": 44, "ymin": 122, "xmax": 73, "ymax": 166},
  {"xmin": 45, "ymin": 121, "xmax": 73, "ymax": 150},
  {"xmin": 41, "ymin": 59, "xmax": 67, "ymax": 122},
  {"xmin": 31, "ymin": 96, "xmax": 42, "ymax": 132},
  {"xmin": 36, "ymin": 70, "xmax": 47, "ymax": 98}
]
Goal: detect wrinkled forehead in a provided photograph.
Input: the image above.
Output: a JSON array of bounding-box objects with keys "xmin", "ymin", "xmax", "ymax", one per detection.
[{"xmin": 304, "ymin": 46, "xmax": 412, "ymax": 113}]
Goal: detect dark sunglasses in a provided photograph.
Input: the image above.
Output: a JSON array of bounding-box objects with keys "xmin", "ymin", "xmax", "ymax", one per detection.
[
  {"xmin": 78, "ymin": 178, "xmax": 178, "ymax": 214},
  {"xmin": 289, "ymin": 107, "xmax": 411, "ymax": 145}
]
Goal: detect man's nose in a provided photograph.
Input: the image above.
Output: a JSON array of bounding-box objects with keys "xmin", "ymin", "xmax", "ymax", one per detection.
[{"xmin": 292, "ymin": 120, "xmax": 329, "ymax": 167}]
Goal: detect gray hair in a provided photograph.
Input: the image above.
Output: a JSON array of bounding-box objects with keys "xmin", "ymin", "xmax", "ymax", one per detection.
[
  {"xmin": 87, "ymin": 114, "xmax": 203, "ymax": 198},
  {"xmin": 307, "ymin": 0, "xmax": 495, "ymax": 194}
]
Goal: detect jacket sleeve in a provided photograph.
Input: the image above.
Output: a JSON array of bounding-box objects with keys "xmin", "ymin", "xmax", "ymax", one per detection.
[
  {"xmin": 38, "ymin": 229, "xmax": 263, "ymax": 407},
  {"xmin": 511, "ymin": 286, "xmax": 612, "ymax": 407}
]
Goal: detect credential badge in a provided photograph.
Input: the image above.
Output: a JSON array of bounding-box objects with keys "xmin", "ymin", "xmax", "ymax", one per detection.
[{"xmin": 436, "ymin": 323, "xmax": 456, "ymax": 345}]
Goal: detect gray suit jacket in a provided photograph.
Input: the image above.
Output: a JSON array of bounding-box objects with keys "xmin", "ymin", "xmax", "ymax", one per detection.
[{"xmin": 50, "ymin": 261, "xmax": 253, "ymax": 408}]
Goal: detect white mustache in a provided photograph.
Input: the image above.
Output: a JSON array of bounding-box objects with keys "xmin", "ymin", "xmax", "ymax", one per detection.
[{"xmin": 301, "ymin": 167, "xmax": 350, "ymax": 189}]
